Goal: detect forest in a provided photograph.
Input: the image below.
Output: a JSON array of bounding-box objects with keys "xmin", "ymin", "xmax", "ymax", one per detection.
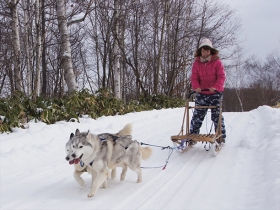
[{"xmin": 0, "ymin": 0, "xmax": 279, "ymax": 113}]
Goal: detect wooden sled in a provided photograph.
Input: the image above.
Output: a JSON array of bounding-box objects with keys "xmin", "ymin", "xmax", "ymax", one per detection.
[{"xmin": 171, "ymin": 89, "xmax": 224, "ymax": 156}]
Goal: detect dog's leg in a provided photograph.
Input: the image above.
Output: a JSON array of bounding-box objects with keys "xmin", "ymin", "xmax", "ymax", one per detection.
[
  {"xmin": 126, "ymin": 142, "xmax": 143, "ymax": 183},
  {"xmin": 88, "ymin": 168, "xmax": 109, "ymax": 198},
  {"xmin": 127, "ymin": 165, "xmax": 142, "ymax": 183},
  {"xmin": 85, "ymin": 167, "xmax": 97, "ymax": 188},
  {"xmin": 101, "ymin": 179, "xmax": 108, "ymax": 188},
  {"xmin": 120, "ymin": 165, "xmax": 128, "ymax": 181},
  {"xmin": 135, "ymin": 168, "xmax": 142, "ymax": 183},
  {"xmin": 73, "ymin": 169, "xmax": 85, "ymax": 186},
  {"xmin": 111, "ymin": 168, "xmax": 117, "ymax": 180}
]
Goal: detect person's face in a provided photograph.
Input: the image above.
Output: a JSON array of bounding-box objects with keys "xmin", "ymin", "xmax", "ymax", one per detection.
[{"xmin": 201, "ymin": 48, "xmax": 211, "ymax": 58}]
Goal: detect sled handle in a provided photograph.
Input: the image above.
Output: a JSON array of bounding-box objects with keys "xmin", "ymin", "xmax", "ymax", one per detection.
[{"xmin": 187, "ymin": 88, "xmax": 219, "ymax": 99}]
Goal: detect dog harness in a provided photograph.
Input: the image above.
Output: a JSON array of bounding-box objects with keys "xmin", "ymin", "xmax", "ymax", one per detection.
[
  {"xmin": 97, "ymin": 133, "xmax": 132, "ymax": 149},
  {"xmin": 79, "ymin": 160, "xmax": 88, "ymax": 172},
  {"xmin": 80, "ymin": 159, "xmax": 95, "ymax": 167},
  {"xmin": 97, "ymin": 133, "xmax": 119, "ymax": 141},
  {"xmin": 89, "ymin": 160, "xmax": 94, "ymax": 166},
  {"xmin": 85, "ymin": 134, "xmax": 133, "ymax": 167}
]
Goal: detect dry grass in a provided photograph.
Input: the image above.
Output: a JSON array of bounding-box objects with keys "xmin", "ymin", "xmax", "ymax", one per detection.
[{"xmin": 273, "ymin": 102, "xmax": 280, "ymax": 108}]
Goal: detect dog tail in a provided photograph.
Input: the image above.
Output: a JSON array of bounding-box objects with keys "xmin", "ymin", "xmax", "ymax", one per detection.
[
  {"xmin": 117, "ymin": 123, "xmax": 133, "ymax": 136},
  {"xmin": 139, "ymin": 146, "xmax": 152, "ymax": 160}
]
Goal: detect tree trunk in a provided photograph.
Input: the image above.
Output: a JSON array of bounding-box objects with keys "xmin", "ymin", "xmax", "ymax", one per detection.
[
  {"xmin": 155, "ymin": 0, "xmax": 168, "ymax": 94},
  {"xmin": 22, "ymin": 0, "xmax": 31, "ymax": 95},
  {"xmin": 56, "ymin": 0, "xmax": 78, "ymax": 94},
  {"xmin": 34, "ymin": 0, "xmax": 41, "ymax": 97},
  {"xmin": 113, "ymin": 0, "xmax": 121, "ymax": 99},
  {"xmin": 6, "ymin": 0, "xmax": 23, "ymax": 93},
  {"xmin": 41, "ymin": 0, "xmax": 47, "ymax": 96}
]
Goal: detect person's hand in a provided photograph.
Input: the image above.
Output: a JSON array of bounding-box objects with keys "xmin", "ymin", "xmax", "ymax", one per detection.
[
  {"xmin": 195, "ymin": 88, "xmax": 201, "ymax": 93},
  {"xmin": 209, "ymin": 87, "xmax": 216, "ymax": 92}
]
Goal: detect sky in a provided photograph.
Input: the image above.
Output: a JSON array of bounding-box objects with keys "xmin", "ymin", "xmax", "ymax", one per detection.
[
  {"xmin": 1, "ymin": 105, "xmax": 280, "ymax": 210},
  {"xmin": 219, "ymin": 0, "xmax": 280, "ymax": 59}
]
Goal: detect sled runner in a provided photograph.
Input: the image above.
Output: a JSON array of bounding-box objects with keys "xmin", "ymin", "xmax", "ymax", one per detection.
[{"xmin": 171, "ymin": 89, "xmax": 224, "ymax": 156}]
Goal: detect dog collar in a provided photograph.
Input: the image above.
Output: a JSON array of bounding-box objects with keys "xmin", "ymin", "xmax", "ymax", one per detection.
[{"xmin": 80, "ymin": 160, "xmax": 84, "ymax": 167}]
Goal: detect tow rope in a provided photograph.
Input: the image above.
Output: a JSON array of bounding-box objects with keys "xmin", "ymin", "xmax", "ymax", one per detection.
[{"xmin": 140, "ymin": 142, "xmax": 174, "ymax": 170}]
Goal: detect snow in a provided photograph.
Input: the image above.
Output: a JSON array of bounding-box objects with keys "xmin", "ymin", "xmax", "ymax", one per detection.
[
  {"xmin": 1, "ymin": 105, "xmax": 280, "ymax": 210},
  {"xmin": 69, "ymin": 13, "xmax": 85, "ymax": 22}
]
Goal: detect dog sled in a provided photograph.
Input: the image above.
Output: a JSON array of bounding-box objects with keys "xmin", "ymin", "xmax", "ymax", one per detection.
[{"xmin": 171, "ymin": 89, "xmax": 224, "ymax": 156}]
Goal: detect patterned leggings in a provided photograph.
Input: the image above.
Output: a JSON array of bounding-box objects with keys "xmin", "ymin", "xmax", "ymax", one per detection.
[{"xmin": 190, "ymin": 93, "xmax": 226, "ymax": 139}]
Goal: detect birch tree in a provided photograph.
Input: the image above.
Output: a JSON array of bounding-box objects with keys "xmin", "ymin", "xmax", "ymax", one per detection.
[
  {"xmin": 4, "ymin": 0, "xmax": 23, "ymax": 93},
  {"xmin": 227, "ymin": 45, "xmax": 246, "ymax": 112},
  {"xmin": 56, "ymin": 0, "xmax": 78, "ymax": 94},
  {"xmin": 112, "ymin": 0, "xmax": 121, "ymax": 99},
  {"xmin": 55, "ymin": 0, "xmax": 95, "ymax": 94},
  {"xmin": 41, "ymin": 0, "xmax": 47, "ymax": 96},
  {"xmin": 34, "ymin": 0, "xmax": 42, "ymax": 96},
  {"xmin": 22, "ymin": 0, "xmax": 32, "ymax": 95}
]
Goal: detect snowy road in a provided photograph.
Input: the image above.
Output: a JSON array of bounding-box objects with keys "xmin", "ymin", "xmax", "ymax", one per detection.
[{"xmin": 1, "ymin": 106, "xmax": 279, "ymax": 210}]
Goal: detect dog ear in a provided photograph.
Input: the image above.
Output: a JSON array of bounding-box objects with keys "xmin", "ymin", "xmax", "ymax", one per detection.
[
  {"xmin": 70, "ymin": 133, "xmax": 74, "ymax": 139},
  {"xmin": 75, "ymin": 129, "xmax": 80, "ymax": 135}
]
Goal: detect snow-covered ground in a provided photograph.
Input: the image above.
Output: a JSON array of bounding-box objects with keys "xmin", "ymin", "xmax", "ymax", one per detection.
[{"xmin": 1, "ymin": 105, "xmax": 279, "ymax": 210}]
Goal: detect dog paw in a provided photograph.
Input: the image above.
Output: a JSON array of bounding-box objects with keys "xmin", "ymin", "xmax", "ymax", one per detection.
[{"xmin": 87, "ymin": 193, "xmax": 94, "ymax": 198}]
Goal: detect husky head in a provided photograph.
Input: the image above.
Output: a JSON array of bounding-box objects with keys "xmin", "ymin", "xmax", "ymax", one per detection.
[
  {"xmin": 70, "ymin": 129, "xmax": 94, "ymax": 165},
  {"xmin": 65, "ymin": 133, "xmax": 77, "ymax": 164}
]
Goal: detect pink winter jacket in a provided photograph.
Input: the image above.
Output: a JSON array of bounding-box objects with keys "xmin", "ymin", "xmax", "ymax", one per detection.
[{"xmin": 191, "ymin": 54, "xmax": 226, "ymax": 95}]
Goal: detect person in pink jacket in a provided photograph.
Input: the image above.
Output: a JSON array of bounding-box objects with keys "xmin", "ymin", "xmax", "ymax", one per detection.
[{"xmin": 190, "ymin": 38, "xmax": 226, "ymax": 144}]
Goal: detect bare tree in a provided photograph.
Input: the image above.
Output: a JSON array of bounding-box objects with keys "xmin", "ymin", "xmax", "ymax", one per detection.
[
  {"xmin": 22, "ymin": 0, "xmax": 32, "ymax": 95},
  {"xmin": 112, "ymin": 0, "xmax": 121, "ymax": 99},
  {"xmin": 4, "ymin": 0, "xmax": 23, "ymax": 93},
  {"xmin": 266, "ymin": 51, "xmax": 280, "ymax": 91},
  {"xmin": 34, "ymin": 0, "xmax": 42, "ymax": 97},
  {"xmin": 0, "ymin": 0, "xmax": 243, "ymax": 102},
  {"xmin": 154, "ymin": 0, "xmax": 168, "ymax": 94},
  {"xmin": 234, "ymin": 47, "xmax": 246, "ymax": 111},
  {"xmin": 165, "ymin": 0, "xmax": 195, "ymax": 97},
  {"xmin": 56, "ymin": 0, "xmax": 78, "ymax": 94}
]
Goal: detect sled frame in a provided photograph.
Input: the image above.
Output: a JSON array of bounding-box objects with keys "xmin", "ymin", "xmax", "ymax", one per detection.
[{"xmin": 171, "ymin": 90, "xmax": 223, "ymax": 146}]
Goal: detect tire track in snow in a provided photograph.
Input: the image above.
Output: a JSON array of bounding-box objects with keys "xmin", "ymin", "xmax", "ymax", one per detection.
[
  {"xmin": 114, "ymin": 145, "xmax": 212, "ymax": 210},
  {"xmin": 138, "ymin": 148, "xmax": 215, "ymax": 210},
  {"xmin": 112, "ymin": 108, "xmax": 218, "ymax": 209},
  {"xmin": 1, "ymin": 163, "xmax": 74, "ymax": 210}
]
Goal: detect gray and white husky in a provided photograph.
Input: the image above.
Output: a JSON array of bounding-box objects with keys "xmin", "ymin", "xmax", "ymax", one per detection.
[
  {"xmin": 69, "ymin": 127, "xmax": 152, "ymax": 198},
  {"xmin": 65, "ymin": 123, "xmax": 133, "ymax": 187}
]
